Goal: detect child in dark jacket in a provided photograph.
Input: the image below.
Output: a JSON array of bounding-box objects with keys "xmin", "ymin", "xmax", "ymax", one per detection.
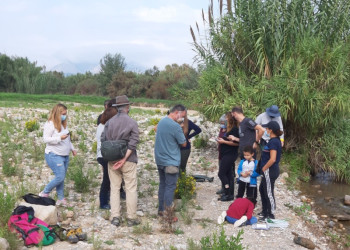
[
  {"xmin": 217, "ymin": 197, "xmax": 258, "ymax": 227},
  {"xmin": 236, "ymin": 145, "xmax": 259, "ymax": 200}
]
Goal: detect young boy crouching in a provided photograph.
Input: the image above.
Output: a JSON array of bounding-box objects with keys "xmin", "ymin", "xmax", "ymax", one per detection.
[{"xmin": 217, "ymin": 197, "xmax": 258, "ymax": 227}]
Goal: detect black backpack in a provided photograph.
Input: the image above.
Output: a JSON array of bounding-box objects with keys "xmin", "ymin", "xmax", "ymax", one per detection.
[{"xmin": 22, "ymin": 193, "xmax": 56, "ymax": 206}]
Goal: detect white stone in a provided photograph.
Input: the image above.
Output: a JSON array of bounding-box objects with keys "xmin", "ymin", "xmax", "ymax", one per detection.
[
  {"xmin": 136, "ymin": 211, "xmax": 144, "ymax": 217},
  {"xmin": 66, "ymin": 210, "xmax": 74, "ymax": 218},
  {"xmin": 344, "ymin": 195, "xmax": 350, "ymax": 205},
  {"xmin": 0, "ymin": 237, "xmax": 10, "ymax": 250}
]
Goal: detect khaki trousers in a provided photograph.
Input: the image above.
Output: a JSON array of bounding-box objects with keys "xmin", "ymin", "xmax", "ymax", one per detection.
[{"xmin": 108, "ymin": 161, "xmax": 137, "ymax": 219}]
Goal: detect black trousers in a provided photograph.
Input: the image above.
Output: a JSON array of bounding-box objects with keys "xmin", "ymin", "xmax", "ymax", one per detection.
[
  {"xmin": 259, "ymin": 169, "xmax": 277, "ymax": 215},
  {"xmin": 218, "ymin": 153, "xmax": 236, "ymax": 196},
  {"xmin": 97, "ymin": 157, "xmax": 111, "ymax": 207},
  {"xmin": 236, "ymin": 181, "xmax": 257, "ymax": 200},
  {"xmin": 180, "ymin": 148, "xmax": 191, "ymax": 173}
]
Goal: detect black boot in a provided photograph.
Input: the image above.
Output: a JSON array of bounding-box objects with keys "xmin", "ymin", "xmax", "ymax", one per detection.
[{"xmin": 219, "ymin": 188, "xmax": 234, "ymax": 202}]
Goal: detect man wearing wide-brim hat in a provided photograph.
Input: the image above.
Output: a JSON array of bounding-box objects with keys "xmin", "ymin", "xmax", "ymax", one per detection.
[
  {"xmin": 255, "ymin": 105, "xmax": 284, "ymax": 147},
  {"xmin": 102, "ymin": 95, "xmax": 140, "ymax": 227}
]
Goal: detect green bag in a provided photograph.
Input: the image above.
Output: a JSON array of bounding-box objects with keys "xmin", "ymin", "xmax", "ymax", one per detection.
[
  {"xmin": 101, "ymin": 140, "xmax": 128, "ymax": 161},
  {"xmin": 37, "ymin": 224, "xmax": 56, "ymax": 246}
]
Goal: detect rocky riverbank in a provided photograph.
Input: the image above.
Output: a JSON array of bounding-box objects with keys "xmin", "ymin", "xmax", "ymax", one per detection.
[{"xmin": 0, "ymin": 105, "xmax": 334, "ymax": 249}]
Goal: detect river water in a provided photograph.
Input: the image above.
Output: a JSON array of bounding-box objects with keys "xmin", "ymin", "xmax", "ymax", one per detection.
[{"xmin": 299, "ymin": 173, "xmax": 350, "ymax": 234}]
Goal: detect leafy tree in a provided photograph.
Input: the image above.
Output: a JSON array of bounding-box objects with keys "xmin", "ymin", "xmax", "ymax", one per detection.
[
  {"xmin": 99, "ymin": 53, "xmax": 126, "ymax": 95},
  {"xmin": 0, "ymin": 54, "xmax": 15, "ymax": 91}
]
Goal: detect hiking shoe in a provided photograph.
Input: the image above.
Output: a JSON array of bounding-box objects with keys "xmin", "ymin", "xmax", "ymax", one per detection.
[
  {"xmin": 39, "ymin": 191, "xmax": 50, "ymax": 197},
  {"xmin": 158, "ymin": 211, "xmax": 164, "ymax": 217},
  {"xmin": 127, "ymin": 219, "xmax": 141, "ymax": 227},
  {"xmin": 234, "ymin": 215, "xmax": 247, "ymax": 228},
  {"xmin": 216, "ymin": 188, "xmax": 225, "ymax": 195},
  {"xmin": 219, "ymin": 195, "xmax": 234, "ymax": 202},
  {"xmin": 267, "ymin": 213, "xmax": 275, "ymax": 219},
  {"xmin": 217, "ymin": 211, "xmax": 227, "ymax": 225},
  {"xmin": 111, "ymin": 217, "xmax": 121, "ymax": 227},
  {"xmin": 67, "ymin": 235, "xmax": 79, "ymax": 244},
  {"xmin": 76, "ymin": 232, "xmax": 87, "ymax": 241},
  {"xmin": 257, "ymin": 211, "xmax": 265, "ymax": 216},
  {"xmin": 56, "ymin": 198, "xmax": 69, "ymax": 207}
]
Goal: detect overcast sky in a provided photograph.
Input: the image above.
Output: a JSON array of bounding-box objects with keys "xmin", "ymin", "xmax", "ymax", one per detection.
[{"xmin": 0, "ymin": 0, "xmax": 208, "ymax": 72}]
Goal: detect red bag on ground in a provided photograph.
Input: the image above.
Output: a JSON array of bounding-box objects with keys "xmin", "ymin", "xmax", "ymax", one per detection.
[{"xmin": 8, "ymin": 212, "xmax": 51, "ymax": 246}]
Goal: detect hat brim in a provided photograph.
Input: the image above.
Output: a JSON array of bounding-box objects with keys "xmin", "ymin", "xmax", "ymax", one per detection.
[
  {"xmin": 112, "ymin": 102, "xmax": 133, "ymax": 107},
  {"xmin": 266, "ymin": 109, "xmax": 280, "ymax": 117}
]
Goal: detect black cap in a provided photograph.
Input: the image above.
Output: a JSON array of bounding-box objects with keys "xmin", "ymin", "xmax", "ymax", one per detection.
[{"xmin": 266, "ymin": 121, "xmax": 280, "ymax": 131}]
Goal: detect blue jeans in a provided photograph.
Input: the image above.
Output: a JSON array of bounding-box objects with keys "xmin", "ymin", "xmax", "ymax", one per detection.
[
  {"xmin": 226, "ymin": 215, "xmax": 258, "ymax": 225},
  {"xmin": 44, "ymin": 152, "xmax": 69, "ymax": 200},
  {"xmin": 157, "ymin": 165, "xmax": 179, "ymax": 212}
]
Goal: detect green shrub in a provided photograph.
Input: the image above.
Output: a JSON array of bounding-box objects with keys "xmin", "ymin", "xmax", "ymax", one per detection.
[
  {"xmin": 92, "ymin": 141, "xmax": 97, "ymax": 153},
  {"xmin": 175, "ymin": 172, "xmax": 196, "ymax": 199},
  {"xmin": 193, "ymin": 136, "xmax": 208, "ymax": 149},
  {"xmin": 68, "ymin": 156, "xmax": 94, "ymax": 193},
  {"xmin": 0, "ymin": 191, "xmax": 16, "ymax": 226},
  {"xmin": 25, "ymin": 119, "xmax": 39, "ymax": 132},
  {"xmin": 187, "ymin": 228, "xmax": 245, "ymax": 250},
  {"xmin": 148, "ymin": 117, "xmax": 161, "ymax": 126},
  {"xmin": 132, "ymin": 222, "xmax": 152, "ymax": 235}
]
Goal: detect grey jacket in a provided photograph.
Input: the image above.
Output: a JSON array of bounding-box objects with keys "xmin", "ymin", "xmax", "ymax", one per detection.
[{"xmin": 101, "ymin": 112, "xmax": 139, "ymax": 163}]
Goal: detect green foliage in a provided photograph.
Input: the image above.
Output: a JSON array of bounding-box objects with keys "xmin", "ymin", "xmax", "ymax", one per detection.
[
  {"xmin": 313, "ymin": 119, "xmax": 350, "ymax": 183},
  {"xmin": 25, "ymin": 119, "xmax": 39, "ymax": 132},
  {"xmin": 92, "ymin": 141, "xmax": 97, "ymax": 153},
  {"xmin": 281, "ymin": 151, "xmax": 309, "ymax": 188},
  {"xmin": 188, "ymin": 228, "xmax": 245, "ymax": 250},
  {"xmin": 175, "ymin": 172, "xmax": 196, "ymax": 199},
  {"xmin": 68, "ymin": 156, "xmax": 95, "ymax": 193},
  {"xmin": 193, "ymin": 136, "xmax": 208, "ymax": 149},
  {"xmin": 0, "ymin": 191, "xmax": 16, "ymax": 226},
  {"xmin": 174, "ymin": 228, "xmax": 184, "ymax": 235},
  {"xmin": 0, "ymin": 190, "xmax": 20, "ymax": 249},
  {"xmin": 132, "ymin": 222, "xmax": 152, "ymax": 235},
  {"xmin": 148, "ymin": 118, "xmax": 161, "ymax": 126},
  {"xmin": 192, "ymin": 0, "xmax": 350, "ymax": 181}
]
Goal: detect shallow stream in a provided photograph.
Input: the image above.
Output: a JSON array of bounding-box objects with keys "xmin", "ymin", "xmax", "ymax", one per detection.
[{"xmin": 299, "ymin": 173, "xmax": 350, "ymax": 234}]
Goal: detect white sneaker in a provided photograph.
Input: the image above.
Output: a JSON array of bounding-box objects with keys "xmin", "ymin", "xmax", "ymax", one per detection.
[
  {"xmin": 56, "ymin": 198, "xmax": 69, "ymax": 207},
  {"xmin": 39, "ymin": 191, "xmax": 49, "ymax": 197},
  {"xmin": 217, "ymin": 211, "xmax": 227, "ymax": 224},
  {"xmin": 234, "ymin": 215, "xmax": 247, "ymax": 228}
]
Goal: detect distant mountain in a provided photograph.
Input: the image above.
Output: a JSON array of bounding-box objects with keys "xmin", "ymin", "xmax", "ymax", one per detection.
[
  {"xmin": 50, "ymin": 60, "xmax": 147, "ymax": 76},
  {"xmin": 50, "ymin": 61, "xmax": 99, "ymax": 75}
]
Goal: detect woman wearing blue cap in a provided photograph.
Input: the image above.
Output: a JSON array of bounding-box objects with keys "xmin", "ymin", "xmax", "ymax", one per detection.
[{"xmin": 258, "ymin": 121, "xmax": 283, "ymax": 220}]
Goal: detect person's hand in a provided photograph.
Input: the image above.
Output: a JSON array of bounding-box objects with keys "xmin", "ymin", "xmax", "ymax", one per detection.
[
  {"xmin": 217, "ymin": 138, "xmax": 225, "ymax": 144},
  {"xmin": 113, "ymin": 158, "xmax": 126, "ymax": 170},
  {"xmin": 72, "ymin": 150, "xmax": 77, "ymax": 156},
  {"xmin": 61, "ymin": 134, "xmax": 69, "ymax": 140},
  {"xmin": 242, "ymin": 172, "xmax": 249, "ymax": 177},
  {"xmin": 253, "ymin": 141, "xmax": 258, "ymax": 149},
  {"xmin": 281, "ymin": 140, "xmax": 284, "ymax": 147}
]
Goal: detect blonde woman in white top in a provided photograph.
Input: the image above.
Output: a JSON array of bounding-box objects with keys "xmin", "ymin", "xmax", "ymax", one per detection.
[{"xmin": 39, "ymin": 104, "xmax": 76, "ymax": 206}]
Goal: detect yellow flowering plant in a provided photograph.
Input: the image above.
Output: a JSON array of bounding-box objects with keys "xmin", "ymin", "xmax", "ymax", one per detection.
[{"xmin": 175, "ymin": 172, "xmax": 196, "ymax": 199}]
